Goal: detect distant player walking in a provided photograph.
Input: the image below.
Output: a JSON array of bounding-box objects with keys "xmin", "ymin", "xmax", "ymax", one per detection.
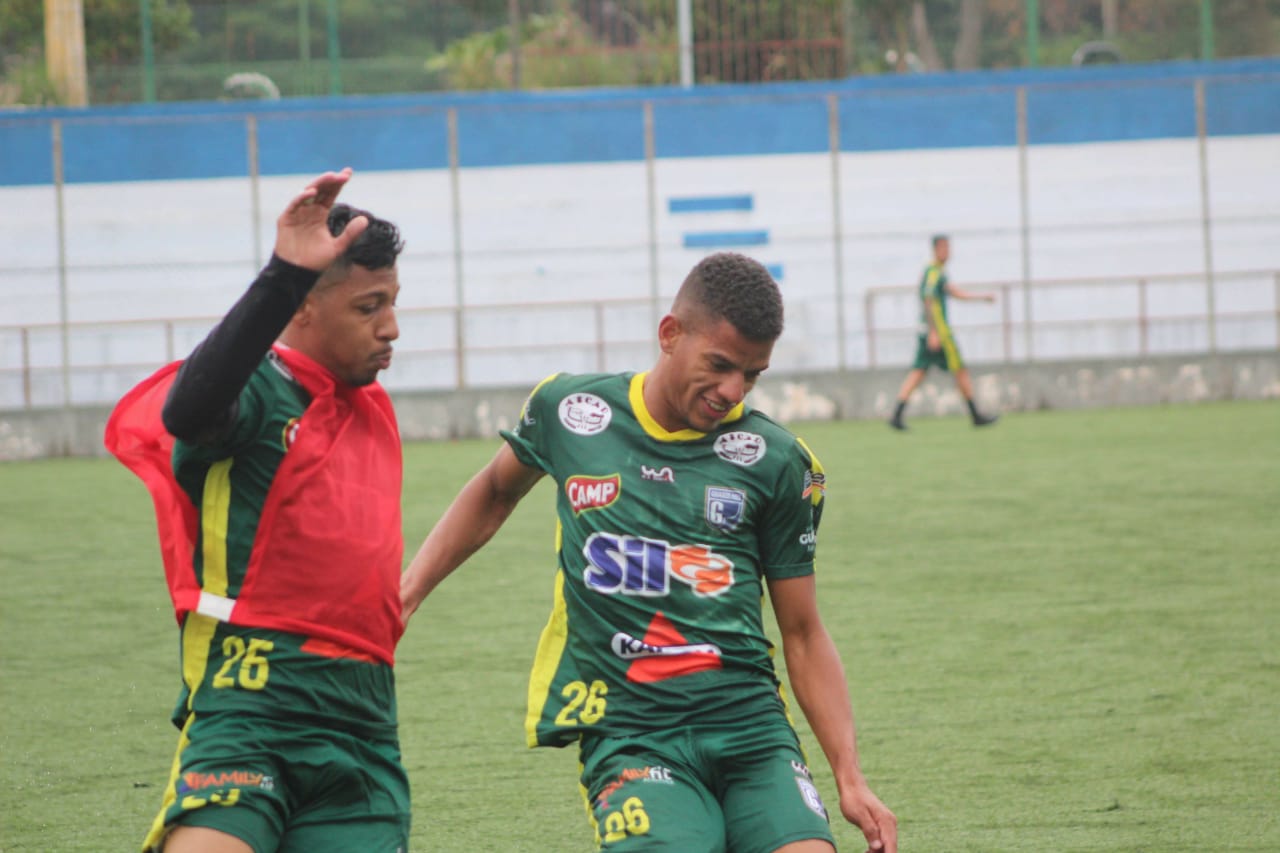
[
  {"xmin": 402, "ymin": 253, "xmax": 896, "ymax": 853},
  {"xmin": 888, "ymin": 234, "xmax": 999, "ymax": 430}
]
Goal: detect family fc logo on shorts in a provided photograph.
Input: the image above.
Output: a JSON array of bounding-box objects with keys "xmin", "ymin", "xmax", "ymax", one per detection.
[
  {"xmin": 714, "ymin": 431, "xmax": 766, "ymax": 466},
  {"xmin": 559, "ymin": 393, "xmax": 612, "ymax": 435}
]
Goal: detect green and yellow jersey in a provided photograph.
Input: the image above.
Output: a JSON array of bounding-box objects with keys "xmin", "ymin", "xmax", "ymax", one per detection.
[{"xmin": 502, "ymin": 371, "xmax": 826, "ymax": 748}]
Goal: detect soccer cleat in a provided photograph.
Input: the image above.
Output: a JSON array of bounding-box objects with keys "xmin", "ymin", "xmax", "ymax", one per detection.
[
  {"xmin": 971, "ymin": 412, "xmax": 999, "ymax": 427},
  {"xmin": 888, "ymin": 416, "xmax": 908, "ymax": 431}
]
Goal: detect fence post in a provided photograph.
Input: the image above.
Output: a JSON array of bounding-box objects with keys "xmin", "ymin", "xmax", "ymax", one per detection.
[
  {"xmin": 246, "ymin": 114, "xmax": 263, "ymax": 269},
  {"xmin": 1002, "ymin": 284, "xmax": 1012, "ymax": 363},
  {"xmin": 21, "ymin": 326, "xmax": 32, "ymax": 409},
  {"xmin": 644, "ymin": 101, "xmax": 660, "ymax": 355},
  {"xmin": 1017, "ymin": 85, "xmax": 1034, "ymax": 362},
  {"xmin": 1195, "ymin": 78, "xmax": 1217, "ymax": 352},
  {"xmin": 52, "ymin": 118, "xmax": 72, "ymax": 408},
  {"xmin": 864, "ymin": 290, "xmax": 876, "ymax": 369},
  {"xmin": 595, "ymin": 302, "xmax": 606, "ymax": 372},
  {"xmin": 827, "ymin": 93, "xmax": 847, "ymax": 371},
  {"xmin": 447, "ymin": 107, "xmax": 466, "ymax": 389},
  {"xmin": 1137, "ymin": 278, "xmax": 1148, "ymax": 355}
]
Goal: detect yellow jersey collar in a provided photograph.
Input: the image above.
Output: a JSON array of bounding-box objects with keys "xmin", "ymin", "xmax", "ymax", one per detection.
[{"xmin": 628, "ymin": 372, "xmax": 746, "ymax": 442}]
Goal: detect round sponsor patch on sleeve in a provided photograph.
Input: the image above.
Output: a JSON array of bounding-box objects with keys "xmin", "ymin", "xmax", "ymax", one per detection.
[{"xmin": 558, "ymin": 393, "xmax": 613, "ymax": 435}]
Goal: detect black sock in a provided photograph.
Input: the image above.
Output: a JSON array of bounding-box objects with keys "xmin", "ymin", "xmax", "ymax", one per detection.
[
  {"xmin": 892, "ymin": 400, "xmax": 907, "ymax": 421},
  {"xmin": 966, "ymin": 398, "xmax": 980, "ymax": 420}
]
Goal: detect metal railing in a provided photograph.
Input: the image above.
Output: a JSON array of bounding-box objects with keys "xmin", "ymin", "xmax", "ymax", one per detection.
[{"xmin": 4, "ymin": 270, "xmax": 1277, "ymax": 412}]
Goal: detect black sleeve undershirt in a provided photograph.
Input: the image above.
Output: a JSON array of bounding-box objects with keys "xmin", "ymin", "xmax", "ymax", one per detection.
[{"xmin": 161, "ymin": 255, "xmax": 321, "ymax": 444}]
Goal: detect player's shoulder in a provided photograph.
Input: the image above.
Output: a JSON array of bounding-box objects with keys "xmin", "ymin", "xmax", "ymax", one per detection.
[
  {"xmin": 730, "ymin": 409, "xmax": 818, "ymax": 468},
  {"xmin": 531, "ymin": 371, "xmax": 630, "ymax": 399}
]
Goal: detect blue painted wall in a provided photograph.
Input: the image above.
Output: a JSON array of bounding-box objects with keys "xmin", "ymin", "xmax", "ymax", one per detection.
[{"xmin": 1, "ymin": 58, "xmax": 1277, "ymax": 187}]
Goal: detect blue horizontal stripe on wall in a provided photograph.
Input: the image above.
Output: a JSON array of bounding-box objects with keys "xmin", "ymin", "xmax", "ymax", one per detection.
[
  {"xmin": 64, "ymin": 116, "xmax": 247, "ymax": 183},
  {"xmin": 683, "ymin": 230, "xmax": 769, "ymax": 248},
  {"xmin": 669, "ymin": 194, "xmax": 754, "ymax": 213},
  {"xmin": 258, "ymin": 110, "xmax": 450, "ymax": 175},
  {"xmin": 766, "ymin": 263, "xmax": 784, "ymax": 281},
  {"xmin": 458, "ymin": 102, "xmax": 645, "ymax": 168},
  {"xmin": 1028, "ymin": 81, "xmax": 1197, "ymax": 145},
  {"xmin": 840, "ymin": 88, "xmax": 1016, "ymax": 151},
  {"xmin": 0, "ymin": 121, "xmax": 53, "ymax": 186},
  {"xmin": 655, "ymin": 97, "xmax": 829, "ymax": 158},
  {"xmin": 1206, "ymin": 77, "xmax": 1280, "ymax": 137}
]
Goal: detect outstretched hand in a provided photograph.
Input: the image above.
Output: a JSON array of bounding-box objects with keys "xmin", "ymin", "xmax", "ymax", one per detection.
[
  {"xmin": 840, "ymin": 783, "xmax": 898, "ymax": 853},
  {"xmin": 273, "ymin": 167, "xmax": 369, "ymax": 272}
]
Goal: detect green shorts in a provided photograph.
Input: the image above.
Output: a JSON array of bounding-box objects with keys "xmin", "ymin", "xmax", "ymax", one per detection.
[
  {"xmin": 912, "ymin": 334, "xmax": 963, "ymax": 372},
  {"xmin": 579, "ymin": 720, "xmax": 834, "ymax": 853},
  {"xmin": 143, "ymin": 619, "xmax": 410, "ymax": 853}
]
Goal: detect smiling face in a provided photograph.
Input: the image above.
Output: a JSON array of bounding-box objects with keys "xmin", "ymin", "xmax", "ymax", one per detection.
[
  {"xmin": 647, "ymin": 312, "xmax": 774, "ymax": 434},
  {"xmin": 286, "ymin": 263, "xmax": 401, "ymax": 387}
]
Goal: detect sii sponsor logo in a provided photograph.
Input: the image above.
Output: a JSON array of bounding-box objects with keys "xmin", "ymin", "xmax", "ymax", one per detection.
[
  {"xmin": 566, "ymin": 474, "xmax": 621, "ymax": 514},
  {"xmin": 583, "ymin": 533, "xmax": 734, "ymax": 597},
  {"xmin": 559, "ymin": 392, "xmax": 612, "ymax": 436},
  {"xmin": 640, "ymin": 464, "xmax": 675, "ymax": 483},
  {"xmin": 714, "ymin": 431, "xmax": 766, "ymax": 466}
]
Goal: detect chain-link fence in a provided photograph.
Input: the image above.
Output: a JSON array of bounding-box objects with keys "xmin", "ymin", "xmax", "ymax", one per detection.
[{"xmin": 4, "ymin": 1, "xmax": 1278, "ymax": 106}]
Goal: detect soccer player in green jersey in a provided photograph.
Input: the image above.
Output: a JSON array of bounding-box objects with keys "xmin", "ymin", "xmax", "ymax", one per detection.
[
  {"xmin": 107, "ymin": 170, "xmax": 411, "ymax": 853},
  {"xmin": 401, "ymin": 253, "xmax": 897, "ymax": 853},
  {"xmin": 888, "ymin": 234, "xmax": 999, "ymax": 430}
]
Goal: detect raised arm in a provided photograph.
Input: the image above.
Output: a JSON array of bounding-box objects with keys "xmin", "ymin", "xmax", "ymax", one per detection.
[
  {"xmin": 768, "ymin": 574, "xmax": 897, "ymax": 853},
  {"xmin": 400, "ymin": 442, "xmax": 545, "ymax": 623},
  {"xmin": 161, "ymin": 169, "xmax": 369, "ymax": 442}
]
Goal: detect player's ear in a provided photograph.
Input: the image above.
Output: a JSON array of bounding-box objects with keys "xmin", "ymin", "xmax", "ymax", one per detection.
[{"xmin": 657, "ymin": 314, "xmax": 681, "ymax": 355}]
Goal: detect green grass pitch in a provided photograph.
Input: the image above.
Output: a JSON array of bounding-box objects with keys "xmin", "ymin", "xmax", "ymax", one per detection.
[{"xmin": 2, "ymin": 401, "xmax": 1277, "ymax": 851}]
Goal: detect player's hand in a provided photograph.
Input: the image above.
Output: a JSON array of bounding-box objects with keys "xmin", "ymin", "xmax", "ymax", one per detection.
[
  {"xmin": 273, "ymin": 168, "xmax": 369, "ymax": 272},
  {"xmin": 839, "ymin": 783, "xmax": 897, "ymax": 853}
]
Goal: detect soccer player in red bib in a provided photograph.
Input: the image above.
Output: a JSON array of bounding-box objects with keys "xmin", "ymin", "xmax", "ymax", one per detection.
[
  {"xmin": 402, "ymin": 253, "xmax": 897, "ymax": 853},
  {"xmin": 107, "ymin": 169, "xmax": 410, "ymax": 853}
]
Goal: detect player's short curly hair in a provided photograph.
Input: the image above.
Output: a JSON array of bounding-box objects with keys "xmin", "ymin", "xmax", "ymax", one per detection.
[
  {"xmin": 674, "ymin": 252, "xmax": 783, "ymax": 342},
  {"xmin": 327, "ymin": 203, "xmax": 405, "ymax": 272}
]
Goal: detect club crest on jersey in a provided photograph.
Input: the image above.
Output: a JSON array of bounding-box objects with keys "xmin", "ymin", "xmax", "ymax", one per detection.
[
  {"xmin": 281, "ymin": 416, "xmax": 301, "ymax": 450},
  {"xmin": 559, "ymin": 392, "xmax": 612, "ymax": 436},
  {"xmin": 641, "ymin": 465, "xmax": 675, "ymax": 483},
  {"xmin": 705, "ymin": 486, "xmax": 746, "ymax": 532},
  {"xmin": 714, "ymin": 431, "xmax": 766, "ymax": 466},
  {"xmin": 566, "ymin": 474, "xmax": 621, "ymax": 514}
]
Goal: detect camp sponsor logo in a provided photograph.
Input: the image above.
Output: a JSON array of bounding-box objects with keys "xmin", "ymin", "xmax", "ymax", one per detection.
[
  {"xmin": 705, "ymin": 486, "xmax": 746, "ymax": 532},
  {"xmin": 795, "ymin": 775, "xmax": 828, "ymax": 819},
  {"xmin": 798, "ymin": 530, "xmax": 817, "ymax": 548},
  {"xmin": 566, "ymin": 474, "xmax": 621, "ymax": 514},
  {"xmin": 640, "ymin": 465, "xmax": 675, "ymax": 483},
  {"xmin": 610, "ymin": 631, "xmax": 722, "ymax": 661},
  {"xmin": 713, "ymin": 431, "xmax": 766, "ymax": 466},
  {"xmin": 179, "ymin": 770, "xmax": 274, "ymax": 793},
  {"xmin": 281, "ymin": 416, "xmax": 301, "ymax": 450},
  {"xmin": 583, "ymin": 533, "xmax": 734, "ymax": 597},
  {"xmin": 802, "ymin": 470, "xmax": 826, "ymax": 500},
  {"xmin": 558, "ymin": 392, "xmax": 612, "ymax": 436}
]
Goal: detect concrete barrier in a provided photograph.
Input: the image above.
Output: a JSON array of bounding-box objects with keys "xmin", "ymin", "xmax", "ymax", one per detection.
[{"xmin": 2, "ymin": 350, "xmax": 1276, "ymax": 461}]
